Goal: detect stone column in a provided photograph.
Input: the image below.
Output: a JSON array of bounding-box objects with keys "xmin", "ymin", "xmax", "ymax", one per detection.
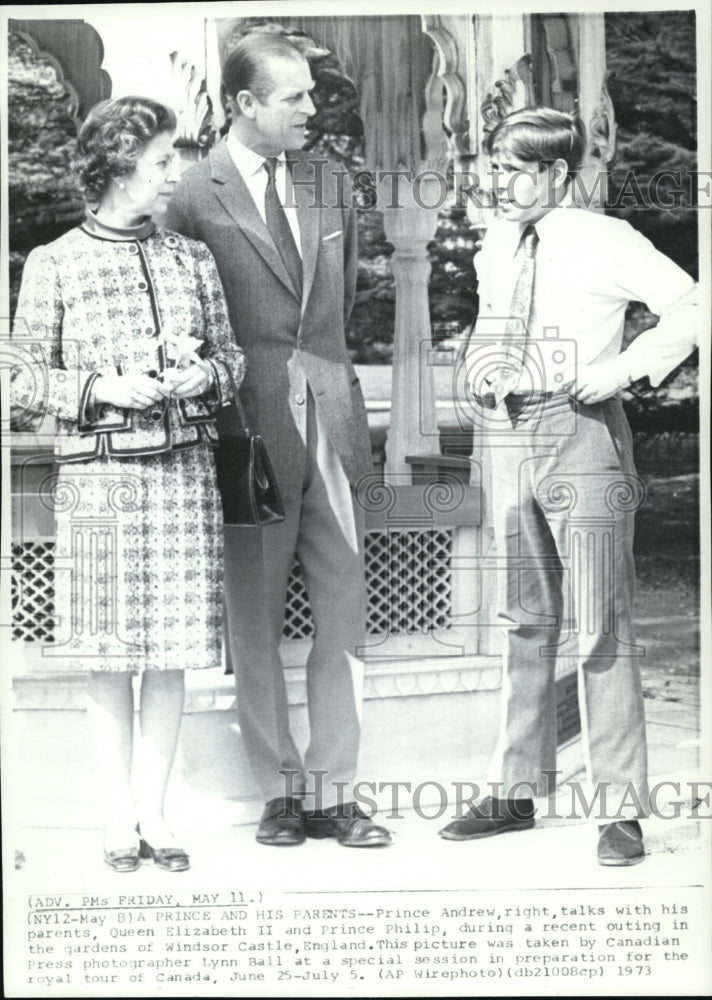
[
  {"xmin": 576, "ymin": 14, "xmax": 616, "ymax": 211},
  {"xmin": 381, "ymin": 173, "xmax": 443, "ymax": 477}
]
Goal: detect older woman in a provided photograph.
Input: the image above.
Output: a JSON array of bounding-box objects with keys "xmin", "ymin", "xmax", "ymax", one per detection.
[{"xmin": 12, "ymin": 96, "xmax": 245, "ymax": 873}]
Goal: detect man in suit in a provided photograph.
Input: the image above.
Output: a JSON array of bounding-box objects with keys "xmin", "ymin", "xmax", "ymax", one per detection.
[{"xmin": 166, "ymin": 32, "xmax": 391, "ymax": 847}]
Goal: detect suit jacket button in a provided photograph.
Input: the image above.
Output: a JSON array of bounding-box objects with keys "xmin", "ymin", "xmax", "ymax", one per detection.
[{"xmin": 295, "ymin": 393, "xmax": 305, "ymax": 405}]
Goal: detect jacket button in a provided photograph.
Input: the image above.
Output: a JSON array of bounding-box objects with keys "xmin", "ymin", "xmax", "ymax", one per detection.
[
  {"xmin": 145, "ymin": 326, "xmax": 155, "ymax": 336},
  {"xmin": 138, "ymin": 280, "xmax": 148, "ymax": 291},
  {"xmin": 295, "ymin": 393, "xmax": 305, "ymax": 405}
]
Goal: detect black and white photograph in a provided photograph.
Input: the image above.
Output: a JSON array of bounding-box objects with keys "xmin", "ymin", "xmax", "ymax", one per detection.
[{"xmin": 1, "ymin": 1, "xmax": 710, "ymax": 996}]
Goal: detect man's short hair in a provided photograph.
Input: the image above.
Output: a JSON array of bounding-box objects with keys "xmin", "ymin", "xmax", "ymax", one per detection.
[
  {"xmin": 484, "ymin": 107, "xmax": 586, "ymax": 178},
  {"xmin": 222, "ymin": 32, "xmax": 307, "ymax": 112}
]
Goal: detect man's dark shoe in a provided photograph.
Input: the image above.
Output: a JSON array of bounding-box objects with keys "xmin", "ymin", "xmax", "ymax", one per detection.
[
  {"xmin": 597, "ymin": 820, "xmax": 645, "ymax": 866},
  {"xmin": 304, "ymin": 801, "xmax": 391, "ymax": 847},
  {"xmin": 256, "ymin": 797, "xmax": 305, "ymax": 846},
  {"xmin": 439, "ymin": 796, "xmax": 535, "ymax": 840}
]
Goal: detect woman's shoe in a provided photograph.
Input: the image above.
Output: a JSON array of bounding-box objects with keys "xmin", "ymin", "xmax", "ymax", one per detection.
[
  {"xmin": 137, "ymin": 826, "xmax": 190, "ymax": 872},
  {"xmin": 103, "ymin": 825, "xmax": 140, "ymax": 872},
  {"xmin": 103, "ymin": 846, "xmax": 140, "ymax": 873}
]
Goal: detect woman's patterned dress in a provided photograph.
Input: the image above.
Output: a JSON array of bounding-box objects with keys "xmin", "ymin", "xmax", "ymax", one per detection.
[{"xmin": 12, "ymin": 214, "xmax": 245, "ymax": 672}]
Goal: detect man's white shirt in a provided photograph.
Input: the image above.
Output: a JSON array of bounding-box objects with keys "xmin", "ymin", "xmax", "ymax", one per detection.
[{"xmin": 226, "ymin": 130, "xmax": 302, "ymax": 256}]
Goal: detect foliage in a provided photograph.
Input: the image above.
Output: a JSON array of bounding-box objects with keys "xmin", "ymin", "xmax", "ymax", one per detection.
[
  {"xmin": 8, "ymin": 32, "xmax": 84, "ymax": 313},
  {"xmin": 348, "ymin": 210, "xmax": 396, "ymax": 364},
  {"xmin": 8, "ymin": 35, "xmax": 84, "ymax": 234},
  {"xmin": 605, "ymin": 10, "xmax": 699, "ymax": 414},
  {"xmin": 622, "ymin": 364, "xmax": 699, "ymax": 434},
  {"xmin": 303, "ymin": 56, "xmax": 364, "ymax": 164},
  {"xmin": 604, "ymin": 11, "xmax": 696, "ymax": 149},
  {"xmin": 427, "ymin": 204, "xmax": 480, "ymax": 333},
  {"xmin": 605, "ymin": 10, "xmax": 698, "ymax": 278}
]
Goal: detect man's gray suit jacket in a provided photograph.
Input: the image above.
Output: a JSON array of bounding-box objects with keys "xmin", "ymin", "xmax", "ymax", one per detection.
[{"xmin": 165, "ymin": 140, "xmax": 372, "ymax": 501}]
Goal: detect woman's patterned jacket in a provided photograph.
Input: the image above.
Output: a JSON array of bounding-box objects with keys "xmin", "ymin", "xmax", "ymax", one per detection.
[{"xmin": 11, "ymin": 222, "xmax": 246, "ymax": 462}]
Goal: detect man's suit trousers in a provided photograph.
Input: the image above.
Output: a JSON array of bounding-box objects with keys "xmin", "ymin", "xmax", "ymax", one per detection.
[{"xmin": 224, "ymin": 391, "xmax": 366, "ymax": 808}]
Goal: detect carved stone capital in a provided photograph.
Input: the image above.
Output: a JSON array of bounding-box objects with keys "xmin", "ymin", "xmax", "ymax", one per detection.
[
  {"xmin": 481, "ymin": 55, "xmax": 535, "ymax": 134},
  {"xmin": 588, "ymin": 78, "xmax": 618, "ymax": 164},
  {"xmin": 421, "ymin": 14, "xmax": 471, "ymax": 156},
  {"xmin": 169, "ymin": 51, "xmax": 216, "ymax": 151}
]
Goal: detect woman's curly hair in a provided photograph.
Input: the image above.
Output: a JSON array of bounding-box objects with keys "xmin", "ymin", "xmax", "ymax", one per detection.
[{"xmin": 73, "ymin": 96, "xmax": 177, "ymax": 202}]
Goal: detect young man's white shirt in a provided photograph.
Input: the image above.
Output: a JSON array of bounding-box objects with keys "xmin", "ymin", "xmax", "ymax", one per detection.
[{"xmin": 469, "ymin": 202, "xmax": 698, "ymax": 392}]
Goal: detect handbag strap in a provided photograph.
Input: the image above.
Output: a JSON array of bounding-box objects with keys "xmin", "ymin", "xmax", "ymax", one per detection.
[
  {"xmin": 220, "ymin": 360, "xmax": 250, "ymax": 437},
  {"xmin": 232, "ymin": 391, "xmax": 250, "ymax": 437}
]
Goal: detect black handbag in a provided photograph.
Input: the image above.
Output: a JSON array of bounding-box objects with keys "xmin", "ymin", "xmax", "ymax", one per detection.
[{"xmin": 213, "ymin": 390, "xmax": 285, "ymax": 527}]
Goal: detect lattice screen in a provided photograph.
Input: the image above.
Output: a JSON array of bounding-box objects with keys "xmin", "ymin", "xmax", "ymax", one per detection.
[
  {"xmin": 366, "ymin": 528, "xmax": 452, "ymax": 635},
  {"xmin": 283, "ymin": 529, "xmax": 453, "ymax": 638},
  {"xmin": 12, "ymin": 530, "xmax": 454, "ymax": 643},
  {"xmin": 12, "ymin": 543, "xmax": 56, "ymax": 642}
]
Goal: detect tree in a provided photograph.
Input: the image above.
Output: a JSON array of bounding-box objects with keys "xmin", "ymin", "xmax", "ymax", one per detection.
[
  {"xmin": 605, "ymin": 10, "xmax": 699, "ymax": 429},
  {"xmin": 605, "ymin": 10, "xmax": 697, "ymax": 278},
  {"xmin": 8, "ymin": 31, "xmax": 84, "ymax": 313}
]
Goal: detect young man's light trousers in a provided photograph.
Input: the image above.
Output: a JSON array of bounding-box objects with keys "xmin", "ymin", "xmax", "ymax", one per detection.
[{"xmin": 482, "ymin": 393, "xmax": 649, "ymax": 816}]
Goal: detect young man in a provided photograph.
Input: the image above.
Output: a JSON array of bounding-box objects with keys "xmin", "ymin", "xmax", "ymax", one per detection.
[
  {"xmin": 167, "ymin": 32, "xmax": 391, "ymax": 848},
  {"xmin": 440, "ymin": 107, "xmax": 698, "ymax": 864}
]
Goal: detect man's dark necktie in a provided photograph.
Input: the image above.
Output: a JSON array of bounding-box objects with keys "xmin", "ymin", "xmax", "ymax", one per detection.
[
  {"xmin": 489, "ymin": 223, "xmax": 539, "ymax": 404},
  {"xmin": 263, "ymin": 157, "xmax": 302, "ymax": 299}
]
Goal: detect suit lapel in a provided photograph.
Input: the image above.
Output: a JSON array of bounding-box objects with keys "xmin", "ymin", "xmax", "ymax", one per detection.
[
  {"xmin": 292, "ymin": 152, "xmax": 320, "ymax": 311},
  {"xmin": 209, "ymin": 142, "xmax": 300, "ymax": 301}
]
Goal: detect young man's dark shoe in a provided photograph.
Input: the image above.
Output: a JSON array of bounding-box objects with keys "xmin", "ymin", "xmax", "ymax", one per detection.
[
  {"xmin": 439, "ymin": 796, "xmax": 535, "ymax": 840},
  {"xmin": 597, "ymin": 820, "xmax": 645, "ymax": 866}
]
